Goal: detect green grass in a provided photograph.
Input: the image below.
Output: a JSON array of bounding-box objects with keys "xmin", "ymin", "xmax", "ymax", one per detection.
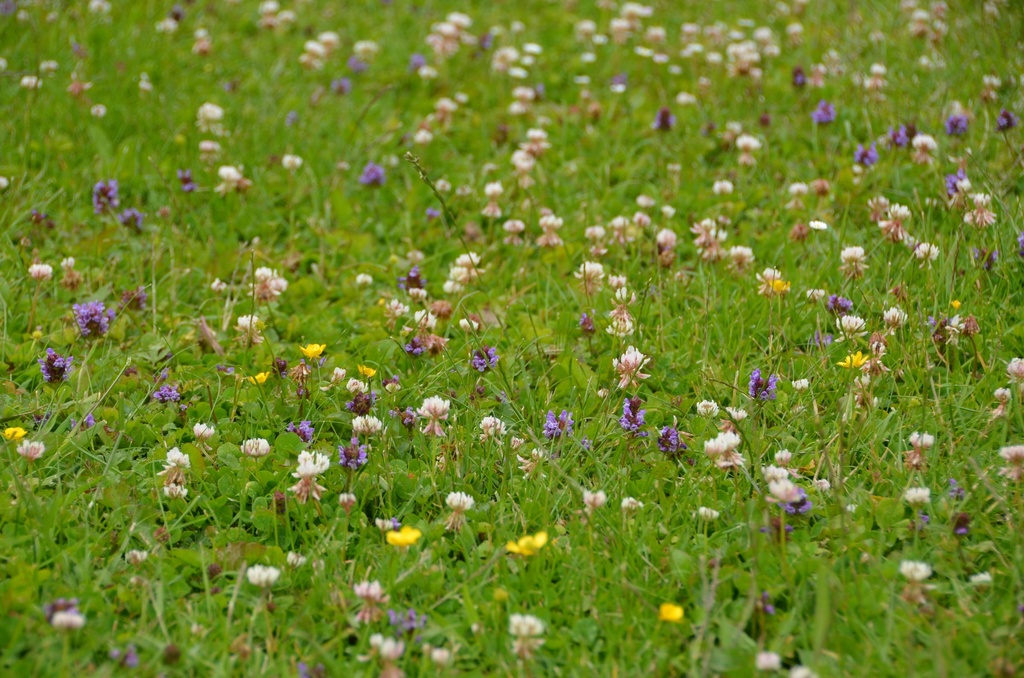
[{"xmin": 1, "ymin": 0, "xmax": 1024, "ymax": 675}]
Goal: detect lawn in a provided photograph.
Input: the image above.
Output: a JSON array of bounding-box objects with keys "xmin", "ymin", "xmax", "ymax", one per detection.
[{"xmin": 1, "ymin": 0, "xmax": 1024, "ymax": 675}]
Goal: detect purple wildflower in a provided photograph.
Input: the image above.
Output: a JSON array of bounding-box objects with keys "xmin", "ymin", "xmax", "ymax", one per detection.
[
  {"xmin": 748, "ymin": 369, "xmax": 780, "ymax": 401},
  {"xmin": 811, "ymin": 100, "xmax": 835, "ymax": 124},
  {"xmin": 953, "ymin": 512, "xmax": 970, "ymax": 536},
  {"xmin": 152, "ymin": 384, "xmax": 180, "ymax": 403},
  {"xmin": 177, "ymin": 169, "xmax": 197, "ymax": 192},
  {"xmin": 73, "ymin": 301, "xmax": 115, "ymax": 337},
  {"xmin": 109, "ymin": 645, "xmax": 140, "ymax": 669},
  {"xmin": 404, "ymin": 336, "xmax": 426, "ymax": 357},
  {"xmin": 760, "ymin": 591, "xmax": 776, "ymax": 615},
  {"xmin": 652, "ymin": 107, "xmax": 675, "ymax": 131},
  {"xmin": 398, "ymin": 407, "xmax": 417, "ymax": 430},
  {"xmin": 973, "ymin": 248, "xmax": 997, "ymax": 271},
  {"xmin": 118, "ymin": 208, "xmax": 145, "ymax": 231},
  {"xmin": 425, "ymin": 207, "xmax": 440, "ymax": 220},
  {"xmin": 611, "ymin": 73, "xmax": 627, "ymax": 89},
  {"xmin": 945, "ymin": 168, "xmax": 968, "ymax": 198},
  {"xmin": 657, "ymin": 425, "xmax": 686, "ymax": 457},
  {"xmin": 330, "ymin": 78, "xmax": 351, "ymax": 95},
  {"xmin": 781, "ymin": 487, "xmax": 812, "ymax": 515},
  {"xmin": 408, "ymin": 53, "xmax": 426, "ymax": 72},
  {"xmin": 388, "ymin": 608, "xmax": 428, "ymax": 637},
  {"xmin": 948, "ymin": 479, "xmax": 965, "ymax": 501},
  {"xmin": 285, "ymin": 111, "xmax": 299, "ymax": 127},
  {"xmin": 579, "ymin": 312, "xmax": 595, "ymax": 335},
  {"xmin": 338, "ymin": 437, "xmax": 368, "ymax": 469},
  {"xmin": 38, "ymin": 348, "xmax": 74, "ymax": 383},
  {"xmin": 1018, "ymin": 232, "xmax": 1024, "ymax": 258},
  {"xmin": 470, "ymin": 346, "xmax": 499, "ymax": 372},
  {"xmin": 997, "ymin": 109, "xmax": 1019, "ymax": 132},
  {"xmin": 120, "ymin": 286, "xmax": 147, "ymax": 311},
  {"xmin": 398, "ymin": 265, "xmax": 425, "ymax": 291},
  {"xmin": 888, "ymin": 125, "xmax": 912, "ymax": 147},
  {"xmin": 812, "ymin": 331, "xmax": 834, "ymax": 348},
  {"xmin": 348, "ymin": 56, "xmax": 368, "ymax": 73},
  {"xmin": 619, "ymin": 397, "xmax": 648, "ymax": 438},
  {"xmin": 826, "ymin": 295, "xmax": 853, "ymax": 316},
  {"xmin": 92, "ymin": 180, "xmax": 119, "ymax": 213},
  {"xmin": 346, "ymin": 391, "xmax": 378, "ymax": 416},
  {"xmin": 792, "ymin": 66, "xmax": 806, "ymax": 88},
  {"xmin": 944, "ymin": 114, "xmax": 968, "ymax": 136},
  {"xmin": 854, "ymin": 142, "xmax": 878, "ymax": 166},
  {"xmin": 287, "ymin": 420, "xmax": 315, "ymax": 443},
  {"xmin": 359, "ymin": 162, "xmax": 386, "ymax": 186},
  {"xmin": 31, "ymin": 210, "xmax": 54, "ymax": 228},
  {"xmin": 543, "ymin": 410, "xmax": 574, "ymax": 439},
  {"xmin": 298, "ymin": 662, "xmax": 327, "ymax": 678},
  {"xmin": 479, "ymin": 32, "xmax": 494, "ymax": 50}
]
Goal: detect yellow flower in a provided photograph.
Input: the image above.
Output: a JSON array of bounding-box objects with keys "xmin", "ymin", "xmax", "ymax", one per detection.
[
  {"xmin": 248, "ymin": 372, "xmax": 270, "ymax": 385},
  {"xmin": 300, "ymin": 343, "xmax": 326, "ymax": 359},
  {"xmin": 358, "ymin": 365, "xmax": 377, "ymax": 378},
  {"xmin": 950, "ymin": 300, "xmax": 961, "ymax": 310},
  {"xmin": 386, "ymin": 525, "xmax": 423, "ymax": 548},
  {"xmin": 506, "ymin": 531, "xmax": 548, "ymax": 556},
  {"xmin": 3, "ymin": 427, "xmax": 27, "ymax": 441},
  {"xmin": 837, "ymin": 351, "xmax": 868, "ymax": 369},
  {"xmin": 658, "ymin": 603, "xmax": 684, "ymax": 623},
  {"xmin": 770, "ymin": 279, "xmax": 791, "ymax": 294}
]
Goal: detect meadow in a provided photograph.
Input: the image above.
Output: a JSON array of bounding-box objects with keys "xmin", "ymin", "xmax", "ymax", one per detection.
[{"xmin": 2, "ymin": 0, "xmax": 1024, "ymax": 675}]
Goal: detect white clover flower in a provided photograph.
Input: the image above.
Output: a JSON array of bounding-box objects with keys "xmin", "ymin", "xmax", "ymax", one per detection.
[
  {"xmin": 697, "ymin": 506, "xmax": 720, "ymax": 520},
  {"xmin": 193, "ymin": 423, "xmax": 215, "ymax": 441},
  {"xmin": 756, "ymin": 651, "xmax": 782, "ymax": 671},
  {"xmin": 242, "ymin": 438, "xmax": 271, "ymax": 458},
  {"xmin": 28, "ymin": 263, "xmax": 53, "ymax": 282},
  {"xmin": 899, "ymin": 560, "xmax": 932, "ymax": 582},
  {"xmin": 479, "ymin": 416, "xmax": 507, "ymax": 442},
  {"xmin": 583, "ymin": 489, "xmax": 607, "ymax": 513},
  {"xmin": 125, "ymin": 549, "xmax": 149, "ymax": 565},
  {"xmin": 904, "ymin": 487, "xmax": 931, "ymax": 505},
  {"xmin": 352, "ymin": 415, "xmax": 383, "ymax": 436},
  {"xmin": 246, "ymin": 564, "xmax": 281, "ymax": 588},
  {"xmin": 50, "ymin": 610, "xmax": 86, "ymax": 630},
  {"xmin": 621, "ymin": 496, "xmax": 644, "ymax": 511},
  {"xmin": 17, "ymin": 440, "xmax": 46, "ymax": 461},
  {"xmin": 696, "ymin": 400, "xmax": 720, "ymax": 417}
]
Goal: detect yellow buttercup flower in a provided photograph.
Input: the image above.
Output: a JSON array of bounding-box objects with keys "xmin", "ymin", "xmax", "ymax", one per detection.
[
  {"xmin": 248, "ymin": 372, "xmax": 270, "ymax": 385},
  {"xmin": 658, "ymin": 603, "xmax": 684, "ymax": 623},
  {"xmin": 950, "ymin": 300, "xmax": 961, "ymax": 310},
  {"xmin": 837, "ymin": 352, "xmax": 868, "ymax": 369},
  {"xmin": 506, "ymin": 531, "xmax": 548, "ymax": 556},
  {"xmin": 300, "ymin": 343, "xmax": 326, "ymax": 359},
  {"xmin": 770, "ymin": 279, "xmax": 791, "ymax": 294},
  {"xmin": 3, "ymin": 427, "xmax": 27, "ymax": 441},
  {"xmin": 386, "ymin": 525, "xmax": 423, "ymax": 548},
  {"xmin": 358, "ymin": 365, "xmax": 377, "ymax": 378}
]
